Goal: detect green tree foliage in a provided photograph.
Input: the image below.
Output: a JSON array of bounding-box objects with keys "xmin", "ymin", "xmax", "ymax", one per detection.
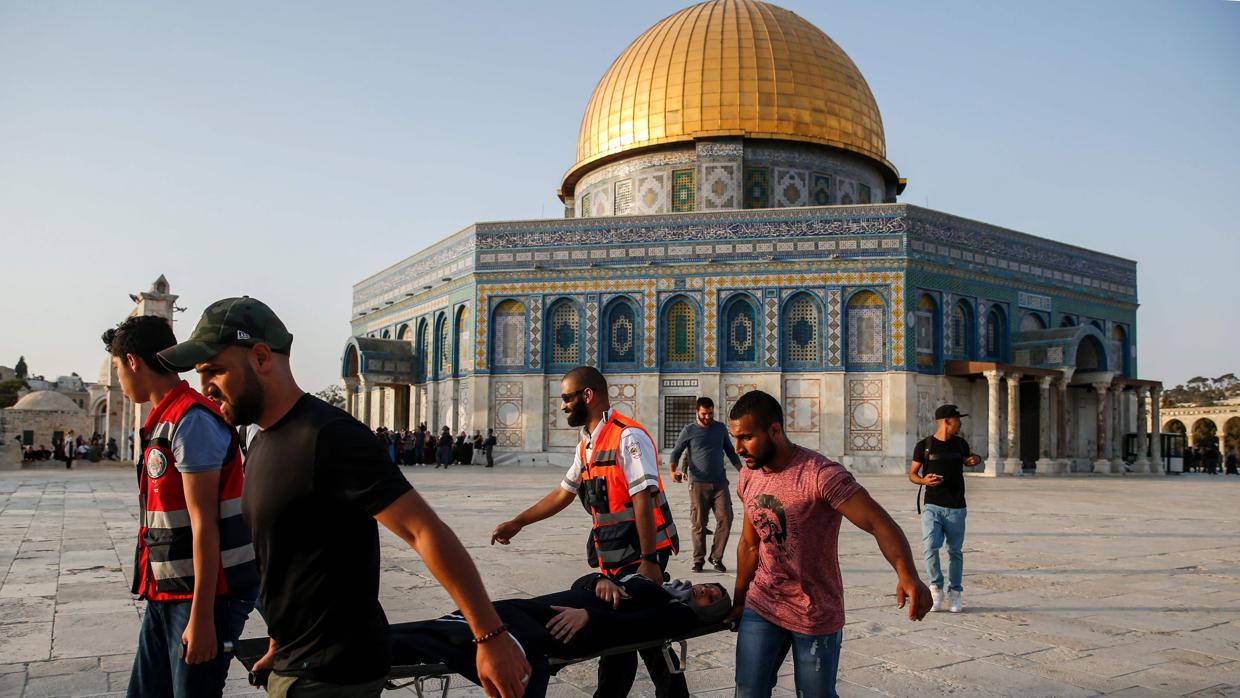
[
  {"xmin": 315, "ymin": 385, "xmax": 346, "ymax": 409},
  {"xmin": 1162, "ymin": 374, "xmax": 1240, "ymax": 407},
  {"xmin": 0, "ymin": 379, "xmax": 25, "ymax": 408}
]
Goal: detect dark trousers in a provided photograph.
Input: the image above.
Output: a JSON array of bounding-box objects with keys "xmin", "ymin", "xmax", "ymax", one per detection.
[
  {"xmin": 595, "ymin": 550, "xmax": 687, "ymax": 698},
  {"xmin": 127, "ymin": 596, "xmax": 253, "ymax": 698},
  {"xmin": 485, "ymin": 447, "xmax": 494, "ymax": 467},
  {"xmin": 689, "ymin": 481, "xmax": 733, "ymax": 565}
]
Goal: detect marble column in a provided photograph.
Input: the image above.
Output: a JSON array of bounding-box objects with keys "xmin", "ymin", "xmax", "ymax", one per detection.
[
  {"xmin": 1134, "ymin": 387, "xmax": 1151, "ymax": 473},
  {"xmin": 359, "ymin": 378, "xmax": 372, "ymax": 429},
  {"xmin": 1111, "ymin": 386, "xmax": 1126, "ymax": 472},
  {"xmin": 984, "ymin": 370, "xmax": 1005, "ymax": 476},
  {"xmin": 1036, "ymin": 376, "xmax": 1056, "ymax": 474},
  {"xmin": 1150, "ymin": 386, "xmax": 1163, "ymax": 474},
  {"xmin": 1056, "ymin": 375, "xmax": 1071, "ymax": 472},
  {"xmin": 1004, "ymin": 373, "xmax": 1023, "ymax": 475},
  {"xmin": 342, "ymin": 377, "xmax": 359, "ymax": 419},
  {"xmin": 1092, "ymin": 382, "xmax": 1112, "ymax": 473}
]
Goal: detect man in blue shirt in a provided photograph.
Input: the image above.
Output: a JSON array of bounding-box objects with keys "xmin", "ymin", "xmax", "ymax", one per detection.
[{"xmin": 668, "ymin": 397, "xmax": 742, "ymax": 573}]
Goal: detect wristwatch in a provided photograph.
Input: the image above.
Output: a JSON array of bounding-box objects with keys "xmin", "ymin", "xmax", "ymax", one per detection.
[{"xmin": 640, "ymin": 552, "xmax": 659, "ymax": 563}]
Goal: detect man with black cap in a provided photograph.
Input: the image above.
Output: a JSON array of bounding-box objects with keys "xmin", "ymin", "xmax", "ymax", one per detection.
[
  {"xmin": 158, "ymin": 297, "xmax": 530, "ymax": 698},
  {"xmin": 908, "ymin": 404, "xmax": 981, "ymax": 614}
]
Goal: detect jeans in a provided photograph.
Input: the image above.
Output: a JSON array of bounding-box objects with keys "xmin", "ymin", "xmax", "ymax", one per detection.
[
  {"xmin": 127, "ymin": 596, "xmax": 254, "ymax": 698},
  {"xmin": 735, "ymin": 608, "xmax": 842, "ymax": 698},
  {"xmin": 921, "ymin": 503, "xmax": 966, "ymax": 592}
]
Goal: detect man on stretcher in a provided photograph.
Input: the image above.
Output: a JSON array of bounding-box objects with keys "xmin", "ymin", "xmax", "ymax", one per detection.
[
  {"xmin": 394, "ymin": 572, "xmax": 730, "ymax": 697},
  {"xmin": 247, "ymin": 573, "xmax": 730, "ymax": 698}
]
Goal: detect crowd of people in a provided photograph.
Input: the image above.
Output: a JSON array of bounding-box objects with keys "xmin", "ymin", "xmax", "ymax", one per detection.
[
  {"xmin": 1183, "ymin": 443, "xmax": 1238, "ymax": 475},
  {"xmin": 373, "ymin": 424, "xmax": 498, "ymax": 467},
  {"xmin": 20, "ymin": 430, "xmax": 118, "ymax": 466}
]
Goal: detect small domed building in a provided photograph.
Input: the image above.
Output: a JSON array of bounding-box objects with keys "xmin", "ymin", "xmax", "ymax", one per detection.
[
  {"xmin": 0, "ymin": 391, "xmax": 92, "ymax": 455},
  {"xmin": 342, "ymin": 0, "xmax": 1161, "ymax": 474}
]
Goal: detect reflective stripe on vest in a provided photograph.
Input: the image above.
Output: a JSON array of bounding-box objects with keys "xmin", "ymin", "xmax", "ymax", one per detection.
[
  {"xmin": 151, "ymin": 543, "xmax": 256, "ymax": 581},
  {"xmin": 145, "ymin": 496, "xmax": 243, "ymax": 530},
  {"xmin": 578, "ymin": 411, "xmax": 679, "ymax": 574}
]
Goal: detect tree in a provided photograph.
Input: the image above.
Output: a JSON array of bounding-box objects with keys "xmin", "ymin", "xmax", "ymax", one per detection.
[
  {"xmin": 13, "ymin": 356, "xmax": 26, "ymax": 379},
  {"xmin": 0, "ymin": 379, "xmax": 25, "ymax": 408},
  {"xmin": 315, "ymin": 385, "xmax": 346, "ymax": 410}
]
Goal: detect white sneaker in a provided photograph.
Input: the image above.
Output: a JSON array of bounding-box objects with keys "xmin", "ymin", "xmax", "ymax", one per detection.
[
  {"xmin": 930, "ymin": 586, "xmax": 943, "ymax": 612},
  {"xmin": 948, "ymin": 590, "xmax": 963, "ymax": 613}
]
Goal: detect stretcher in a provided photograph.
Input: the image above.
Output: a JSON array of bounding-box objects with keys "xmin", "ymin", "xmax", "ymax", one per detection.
[{"xmin": 234, "ymin": 621, "xmax": 727, "ymax": 697}]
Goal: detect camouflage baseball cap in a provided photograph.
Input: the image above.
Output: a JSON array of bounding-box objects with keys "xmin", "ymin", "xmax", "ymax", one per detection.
[{"xmin": 157, "ymin": 296, "xmax": 293, "ymax": 372}]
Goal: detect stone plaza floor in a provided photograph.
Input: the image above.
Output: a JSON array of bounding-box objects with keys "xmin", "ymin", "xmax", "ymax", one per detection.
[{"xmin": 0, "ymin": 462, "xmax": 1237, "ymax": 697}]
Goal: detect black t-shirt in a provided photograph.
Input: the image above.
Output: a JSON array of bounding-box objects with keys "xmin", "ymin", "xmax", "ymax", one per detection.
[
  {"xmin": 913, "ymin": 435, "xmax": 971, "ymax": 509},
  {"xmin": 242, "ymin": 394, "xmax": 413, "ymax": 684}
]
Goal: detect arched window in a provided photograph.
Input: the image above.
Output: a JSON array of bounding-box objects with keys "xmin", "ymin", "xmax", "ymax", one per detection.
[
  {"xmin": 454, "ymin": 306, "xmax": 469, "ymax": 377},
  {"xmin": 604, "ymin": 298, "xmax": 639, "ymax": 367},
  {"xmin": 547, "ymin": 299, "xmax": 582, "ymax": 369},
  {"xmin": 663, "ymin": 298, "xmax": 697, "ymax": 364},
  {"xmin": 435, "ymin": 314, "xmax": 450, "ymax": 379},
  {"xmin": 846, "ymin": 291, "xmax": 885, "ymax": 366},
  {"xmin": 1020, "ymin": 312, "xmax": 1046, "ymax": 332},
  {"xmin": 492, "ymin": 300, "xmax": 527, "ymax": 368},
  {"xmin": 415, "ymin": 320, "xmax": 429, "ymax": 383},
  {"xmin": 1074, "ymin": 335, "xmax": 1105, "ymax": 372},
  {"xmin": 381, "ymin": 328, "xmax": 391, "ymax": 339},
  {"xmin": 723, "ymin": 295, "xmax": 758, "ymax": 366},
  {"xmin": 397, "ymin": 324, "xmax": 411, "ymax": 341},
  {"xmin": 915, "ymin": 293, "xmax": 938, "ymax": 368},
  {"xmin": 951, "ymin": 301, "xmax": 973, "ymax": 359},
  {"xmin": 782, "ymin": 293, "xmax": 820, "ymax": 365},
  {"xmin": 985, "ymin": 307, "xmax": 1006, "ymax": 360},
  {"xmin": 1059, "ymin": 315, "xmax": 1076, "ymax": 328}
]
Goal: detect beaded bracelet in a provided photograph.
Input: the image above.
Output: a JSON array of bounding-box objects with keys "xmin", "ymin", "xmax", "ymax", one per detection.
[{"xmin": 472, "ymin": 623, "xmax": 508, "ymax": 644}]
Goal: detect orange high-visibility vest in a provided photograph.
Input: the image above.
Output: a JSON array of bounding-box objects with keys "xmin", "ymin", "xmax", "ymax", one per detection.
[{"xmin": 577, "ymin": 411, "xmax": 678, "ymax": 574}]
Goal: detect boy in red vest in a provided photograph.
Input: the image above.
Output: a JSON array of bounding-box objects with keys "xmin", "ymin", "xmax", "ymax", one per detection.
[{"xmin": 102, "ymin": 315, "xmax": 258, "ymax": 697}]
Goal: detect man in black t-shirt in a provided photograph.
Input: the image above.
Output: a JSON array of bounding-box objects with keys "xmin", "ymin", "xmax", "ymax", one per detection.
[
  {"xmin": 158, "ymin": 297, "xmax": 530, "ymax": 698},
  {"xmin": 908, "ymin": 404, "xmax": 981, "ymax": 614}
]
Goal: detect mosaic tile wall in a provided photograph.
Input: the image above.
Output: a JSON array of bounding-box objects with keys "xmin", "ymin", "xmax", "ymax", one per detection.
[
  {"xmin": 585, "ymin": 296, "xmax": 599, "ymax": 367},
  {"xmin": 783, "ymin": 294, "xmax": 821, "ymax": 363},
  {"xmin": 549, "ymin": 300, "xmax": 580, "ymax": 367},
  {"xmin": 783, "ymin": 378, "xmax": 821, "ymax": 434},
  {"xmin": 671, "ymin": 169, "xmax": 696, "ymax": 213},
  {"xmin": 773, "ymin": 168, "xmax": 809, "ymax": 208},
  {"xmin": 701, "ymin": 163, "xmax": 738, "ymax": 210},
  {"xmin": 608, "ymin": 382, "xmax": 638, "ymax": 421},
  {"xmin": 827, "ymin": 290, "xmax": 843, "ymax": 366},
  {"xmin": 744, "ymin": 167, "xmax": 769, "ymax": 209},
  {"xmin": 470, "ymin": 272, "xmax": 905, "ymax": 374},
  {"xmin": 492, "ymin": 381, "xmax": 524, "ymax": 448},
  {"xmin": 724, "ymin": 297, "xmax": 758, "ymax": 364},
  {"xmin": 847, "ymin": 378, "xmax": 884, "ymax": 452},
  {"xmin": 606, "ymin": 300, "xmax": 638, "ymax": 365},
  {"xmin": 492, "ymin": 300, "xmax": 525, "ymax": 368}
]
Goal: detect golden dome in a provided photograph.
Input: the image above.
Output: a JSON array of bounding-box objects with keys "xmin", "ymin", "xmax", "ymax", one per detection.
[{"xmin": 562, "ymin": 0, "xmax": 895, "ymax": 196}]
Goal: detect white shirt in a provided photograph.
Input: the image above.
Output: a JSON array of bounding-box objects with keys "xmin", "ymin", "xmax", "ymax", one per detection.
[{"xmin": 560, "ymin": 409, "xmax": 661, "ymax": 497}]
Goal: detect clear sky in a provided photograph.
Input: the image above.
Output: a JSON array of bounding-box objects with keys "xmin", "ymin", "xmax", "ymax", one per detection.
[{"xmin": 2, "ymin": 1, "xmax": 1237, "ymax": 394}]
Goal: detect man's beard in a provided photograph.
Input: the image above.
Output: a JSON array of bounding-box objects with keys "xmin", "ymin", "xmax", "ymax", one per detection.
[
  {"xmin": 745, "ymin": 438, "xmax": 775, "ymax": 470},
  {"xmin": 220, "ymin": 363, "xmax": 265, "ymax": 426},
  {"xmin": 565, "ymin": 401, "xmax": 589, "ymax": 428}
]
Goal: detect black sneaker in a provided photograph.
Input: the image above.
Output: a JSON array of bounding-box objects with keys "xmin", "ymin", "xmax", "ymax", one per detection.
[
  {"xmin": 691, "ymin": 562, "xmax": 704, "ymax": 573},
  {"xmin": 710, "ymin": 559, "xmax": 727, "ymax": 573}
]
